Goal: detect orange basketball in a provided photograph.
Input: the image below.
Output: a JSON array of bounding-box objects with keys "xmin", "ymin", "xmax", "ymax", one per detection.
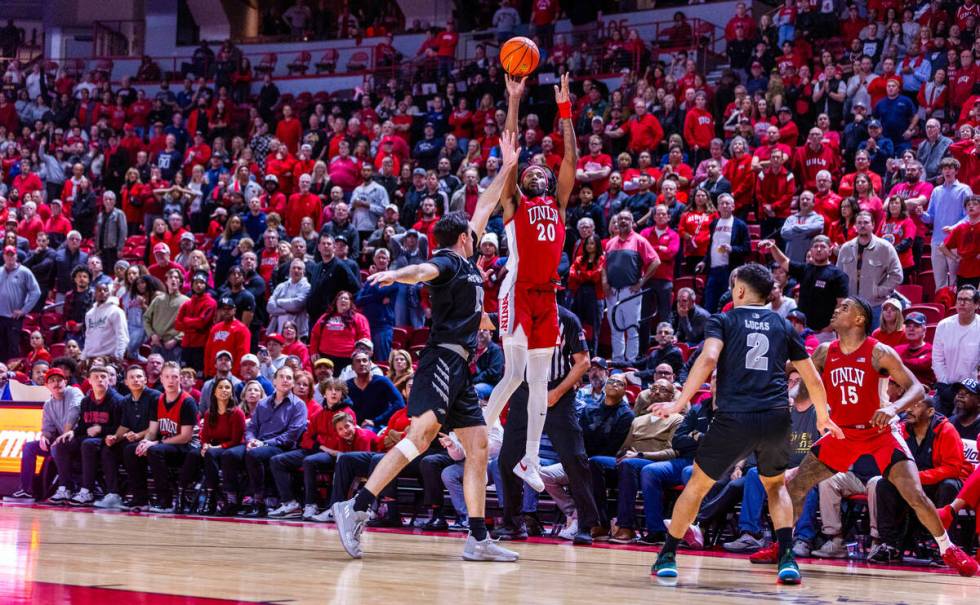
[{"xmin": 500, "ymin": 36, "xmax": 540, "ymax": 78}]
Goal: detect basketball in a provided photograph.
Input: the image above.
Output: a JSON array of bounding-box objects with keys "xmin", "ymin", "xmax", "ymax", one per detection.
[{"xmin": 500, "ymin": 36, "xmax": 540, "ymax": 78}]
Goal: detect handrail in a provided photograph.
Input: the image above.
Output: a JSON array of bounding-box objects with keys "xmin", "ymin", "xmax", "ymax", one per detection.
[{"xmin": 609, "ymin": 286, "xmax": 658, "ymax": 339}]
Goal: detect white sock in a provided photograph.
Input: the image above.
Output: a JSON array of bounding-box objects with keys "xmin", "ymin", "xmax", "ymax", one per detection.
[
  {"xmin": 483, "ymin": 341, "xmax": 528, "ymax": 426},
  {"xmin": 525, "ymin": 347, "xmax": 553, "ymax": 463},
  {"xmin": 935, "ymin": 531, "xmax": 952, "ymax": 554}
]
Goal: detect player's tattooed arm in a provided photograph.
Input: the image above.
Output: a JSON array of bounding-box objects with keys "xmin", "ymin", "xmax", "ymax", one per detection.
[
  {"xmin": 555, "ymin": 72, "xmax": 577, "ymax": 214},
  {"xmin": 810, "ymin": 342, "xmax": 829, "ymax": 374},
  {"xmin": 870, "ymin": 342, "xmax": 925, "ymax": 427},
  {"xmin": 792, "ymin": 349, "xmax": 843, "ymax": 439}
]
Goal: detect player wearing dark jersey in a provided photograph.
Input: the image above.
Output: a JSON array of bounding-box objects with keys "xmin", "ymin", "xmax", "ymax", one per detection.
[
  {"xmin": 482, "ymin": 73, "xmax": 578, "ymax": 494},
  {"xmin": 650, "ymin": 263, "xmax": 841, "ymax": 584},
  {"xmin": 331, "ymin": 132, "xmax": 523, "ymax": 563},
  {"xmin": 749, "ymin": 297, "xmax": 979, "ymax": 577}
]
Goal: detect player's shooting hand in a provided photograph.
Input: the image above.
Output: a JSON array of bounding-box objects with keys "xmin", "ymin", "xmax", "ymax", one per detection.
[
  {"xmin": 819, "ymin": 416, "xmax": 845, "ymax": 439},
  {"xmin": 505, "ymin": 74, "xmax": 527, "ymax": 99},
  {"xmin": 554, "ymin": 73, "xmax": 570, "ymax": 104},
  {"xmin": 367, "ymin": 270, "xmax": 396, "ymax": 287},
  {"xmin": 870, "ymin": 406, "xmax": 897, "ymax": 429},
  {"xmin": 499, "ymin": 130, "xmax": 519, "ymax": 168}
]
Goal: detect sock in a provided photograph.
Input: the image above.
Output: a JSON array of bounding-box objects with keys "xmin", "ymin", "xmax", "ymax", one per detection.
[
  {"xmin": 353, "ymin": 488, "xmax": 376, "ymax": 513},
  {"xmin": 935, "ymin": 531, "xmax": 952, "ymax": 554},
  {"xmin": 525, "ymin": 349, "xmax": 553, "ymax": 460},
  {"xmin": 776, "ymin": 527, "xmax": 794, "ymax": 557},
  {"xmin": 469, "ymin": 516, "xmax": 488, "ymax": 541},
  {"xmin": 525, "ymin": 439, "xmax": 541, "ymax": 464},
  {"xmin": 661, "ymin": 533, "xmax": 680, "ymax": 556}
]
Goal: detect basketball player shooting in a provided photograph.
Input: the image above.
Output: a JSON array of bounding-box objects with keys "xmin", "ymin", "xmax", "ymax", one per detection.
[
  {"xmin": 330, "ymin": 131, "xmax": 523, "ymax": 563},
  {"xmin": 749, "ymin": 297, "xmax": 979, "ymax": 577},
  {"xmin": 481, "ymin": 72, "xmax": 578, "ymax": 493},
  {"xmin": 648, "ymin": 263, "xmax": 842, "ymax": 584}
]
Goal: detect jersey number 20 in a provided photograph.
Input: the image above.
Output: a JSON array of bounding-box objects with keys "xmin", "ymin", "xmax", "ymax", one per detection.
[
  {"xmin": 745, "ymin": 332, "xmax": 770, "ymax": 371},
  {"xmin": 536, "ymin": 223, "xmax": 556, "ymax": 241}
]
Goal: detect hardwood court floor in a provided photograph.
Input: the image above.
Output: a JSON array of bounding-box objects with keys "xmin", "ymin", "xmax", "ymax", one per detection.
[{"xmin": 0, "ymin": 505, "xmax": 976, "ymax": 604}]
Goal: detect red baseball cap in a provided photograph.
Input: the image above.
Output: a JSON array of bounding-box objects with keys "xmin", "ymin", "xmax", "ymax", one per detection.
[
  {"xmin": 45, "ymin": 368, "xmax": 67, "ymax": 382},
  {"xmin": 266, "ymin": 333, "xmax": 286, "ymax": 344},
  {"xmin": 153, "ymin": 243, "xmax": 170, "ymax": 255},
  {"xmin": 3, "ymin": 245, "xmax": 16, "ymax": 255}
]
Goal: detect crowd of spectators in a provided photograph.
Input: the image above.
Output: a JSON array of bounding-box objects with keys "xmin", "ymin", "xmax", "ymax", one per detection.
[{"xmin": 0, "ymin": 0, "xmax": 979, "ymax": 564}]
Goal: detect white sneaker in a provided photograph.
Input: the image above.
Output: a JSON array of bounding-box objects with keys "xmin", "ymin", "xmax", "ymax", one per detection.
[
  {"xmin": 48, "ymin": 486, "xmax": 72, "ymax": 504},
  {"xmin": 302, "ymin": 504, "xmax": 318, "ymax": 520},
  {"xmin": 268, "ymin": 501, "xmax": 302, "ymax": 518},
  {"xmin": 93, "ymin": 493, "xmax": 123, "ymax": 509},
  {"xmin": 462, "ymin": 534, "xmax": 520, "ymax": 562},
  {"xmin": 812, "ymin": 536, "xmax": 848, "ymax": 559},
  {"xmin": 69, "ymin": 488, "xmax": 94, "ymax": 507},
  {"xmin": 513, "ymin": 456, "xmax": 544, "ymax": 493},
  {"xmin": 558, "ymin": 517, "xmax": 579, "ymax": 541},
  {"xmin": 311, "ymin": 508, "xmax": 334, "ymax": 523}
]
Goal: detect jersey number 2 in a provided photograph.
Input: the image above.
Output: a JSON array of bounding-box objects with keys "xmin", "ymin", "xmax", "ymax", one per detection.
[
  {"xmin": 536, "ymin": 223, "xmax": 556, "ymax": 241},
  {"xmin": 745, "ymin": 332, "xmax": 770, "ymax": 371}
]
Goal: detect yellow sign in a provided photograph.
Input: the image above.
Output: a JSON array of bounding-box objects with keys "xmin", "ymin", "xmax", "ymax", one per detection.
[{"xmin": 0, "ymin": 406, "xmax": 44, "ymax": 474}]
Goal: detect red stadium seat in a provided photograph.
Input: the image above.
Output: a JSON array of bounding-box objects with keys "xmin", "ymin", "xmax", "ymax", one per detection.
[
  {"xmin": 287, "ymin": 51, "xmax": 312, "ymax": 75},
  {"xmin": 49, "ymin": 343, "xmax": 66, "ymax": 358},
  {"xmin": 255, "ymin": 53, "xmax": 278, "ymax": 75},
  {"xmin": 676, "ymin": 342, "xmax": 691, "ymax": 362},
  {"xmin": 747, "ymin": 224, "xmax": 761, "ymax": 239},
  {"xmin": 316, "ymin": 49, "xmax": 339, "ymax": 74},
  {"xmin": 391, "ymin": 327, "xmax": 410, "ymax": 350},
  {"xmin": 925, "ymin": 323, "xmax": 937, "ymax": 342},
  {"xmin": 409, "ymin": 327, "xmax": 430, "ymax": 349},
  {"xmin": 895, "ymin": 284, "xmax": 923, "ymax": 304},
  {"xmin": 346, "ymin": 51, "xmax": 370, "ymax": 72}
]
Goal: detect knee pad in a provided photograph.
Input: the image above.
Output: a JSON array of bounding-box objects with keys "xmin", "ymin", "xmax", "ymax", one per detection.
[{"xmin": 394, "ymin": 438, "xmax": 421, "ymax": 462}]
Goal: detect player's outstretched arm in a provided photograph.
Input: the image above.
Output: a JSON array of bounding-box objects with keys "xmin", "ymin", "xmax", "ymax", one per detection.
[
  {"xmin": 554, "ymin": 73, "xmax": 577, "ymax": 213},
  {"xmin": 871, "ymin": 342, "xmax": 926, "ymax": 427},
  {"xmin": 501, "ymin": 75, "xmax": 525, "ymax": 217},
  {"xmin": 366, "ymin": 263, "xmax": 441, "ymax": 287},
  {"xmin": 470, "ymin": 130, "xmax": 520, "ymax": 240},
  {"xmin": 792, "ymin": 356, "xmax": 843, "ymax": 439},
  {"xmin": 652, "ymin": 337, "xmax": 723, "ymax": 418}
]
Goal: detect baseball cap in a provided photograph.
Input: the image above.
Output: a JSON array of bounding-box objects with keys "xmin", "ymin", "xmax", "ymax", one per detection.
[
  {"xmin": 266, "ymin": 333, "xmax": 285, "ymax": 344},
  {"xmin": 777, "ymin": 106, "xmax": 792, "ymax": 114},
  {"xmin": 956, "ymin": 378, "xmax": 980, "ymax": 395},
  {"xmin": 218, "ymin": 297, "xmax": 236, "ymax": 308},
  {"xmin": 3, "ymin": 245, "xmax": 16, "ymax": 255},
  {"xmin": 334, "ymin": 234, "xmax": 348, "ymax": 245},
  {"xmin": 853, "ymin": 100, "xmax": 867, "ymax": 109},
  {"xmin": 591, "ymin": 357, "xmax": 608, "ymax": 370},
  {"xmin": 882, "ymin": 297, "xmax": 904, "ymax": 312},
  {"xmin": 385, "ymin": 203, "xmax": 399, "ymax": 212},
  {"xmin": 216, "ymin": 350, "xmax": 233, "ymax": 360},
  {"xmin": 904, "ymin": 311, "xmax": 927, "ymax": 326},
  {"xmin": 314, "ymin": 358, "xmax": 334, "ymax": 369},
  {"xmin": 264, "ymin": 174, "xmax": 278, "ymax": 183},
  {"xmin": 355, "ymin": 338, "xmax": 374, "ymax": 350},
  {"xmin": 180, "ymin": 231, "xmax": 195, "ymax": 242},
  {"xmin": 241, "ymin": 353, "xmax": 259, "ymax": 365},
  {"xmin": 412, "ymin": 168, "xmax": 426, "ymax": 177},
  {"xmin": 211, "ymin": 207, "xmax": 228, "ymax": 218},
  {"xmin": 405, "ymin": 228, "xmax": 420, "ymax": 238},
  {"xmin": 44, "ymin": 368, "xmax": 66, "ymax": 381},
  {"xmin": 868, "ymin": 119, "xmax": 882, "ymax": 129},
  {"xmin": 787, "ymin": 309, "xmax": 807, "ymax": 324},
  {"xmin": 153, "ymin": 242, "xmax": 170, "ymax": 255},
  {"xmin": 424, "ymin": 121, "xmax": 435, "ymax": 128},
  {"xmin": 191, "ymin": 271, "xmax": 209, "ymax": 283}
]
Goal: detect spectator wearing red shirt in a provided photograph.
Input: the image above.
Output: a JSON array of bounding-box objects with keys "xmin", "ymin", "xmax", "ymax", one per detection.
[
  {"xmin": 435, "ymin": 21, "xmax": 459, "ymax": 78},
  {"xmin": 328, "ymin": 141, "xmax": 361, "ymax": 194},
  {"xmin": 16, "ymin": 201, "xmax": 44, "ymax": 248},
  {"xmin": 174, "ymin": 272, "xmax": 218, "ymax": 371},
  {"xmin": 939, "ymin": 196, "xmax": 980, "ymax": 288},
  {"xmin": 285, "ymin": 174, "xmax": 323, "ymax": 237},
  {"xmin": 530, "ymin": 0, "xmax": 560, "ymax": 49},
  {"xmin": 878, "ymin": 196, "xmax": 918, "ymax": 274},
  {"xmin": 275, "ymin": 105, "xmax": 303, "ymax": 154},
  {"xmin": 575, "ymin": 136, "xmax": 613, "ymax": 197},
  {"xmin": 148, "ymin": 243, "xmax": 188, "ymax": 284},
  {"xmin": 894, "ymin": 313, "xmax": 935, "ymax": 386},
  {"xmin": 871, "ymin": 298, "xmax": 909, "ymax": 349},
  {"xmin": 724, "ymin": 136, "xmax": 756, "ymax": 218},
  {"xmin": 309, "ymin": 290, "xmax": 371, "ymax": 373},
  {"xmin": 44, "ymin": 199, "xmax": 73, "ymax": 243},
  {"xmin": 867, "ymin": 58, "xmax": 902, "ymax": 109},
  {"xmin": 724, "ymin": 2, "xmax": 757, "ymax": 41},
  {"xmin": 204, "ymin": 301, "xmax": 251, "ymax": 378},
  {"xmin": 639, "ymin": 204, "xmax": 680, "ymax": 326},
  {"xmin": 683, "ymin": 92, "xmax": 715, "ymax": 165},
  {"xmin": 608, "ymin": 99, "xmax": 664, "ymax": 155},
  {"xmin": 11, "ymin": 159, "xmax": 43, "ymax": 197},
  {"xmin": 838, "ymin": 151, "xmax": 883, "ymax": 198},
  {"xmin": 755, "ymin": 147, "xmax": 795, "ymax": 239},
  {"xmin": 951, "ymin": 51, "xmax": 980, "ymax": 113},
  {"xmin": 793, "ymin": 128, "xmax": 839, "ymax": 191},
  {"xmin": 265, "ymin": 143, "xmax": 297, "ymax": 196}
]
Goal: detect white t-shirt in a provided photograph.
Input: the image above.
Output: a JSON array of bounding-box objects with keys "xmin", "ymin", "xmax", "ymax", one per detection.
[{"xmin": 709, "ymin": 216, "xmax": 734, "ymax": 267}]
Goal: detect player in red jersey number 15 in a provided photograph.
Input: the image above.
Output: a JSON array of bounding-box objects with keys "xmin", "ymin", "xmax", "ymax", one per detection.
[{"xmin": 482, "ymin": 73, "xmax": 578, "ymax": 492}]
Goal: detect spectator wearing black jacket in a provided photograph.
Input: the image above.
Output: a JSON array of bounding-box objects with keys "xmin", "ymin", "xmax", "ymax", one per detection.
[
  {"xmin": 23, "ymin": 232, "xmax": 57, "ymax": 311},
  {"xmin": 697, "ymin": 194, "xmax": 750, "ymax": 313},
  {"xmin": 472, "ymin": 329, "xmax": 504, "ymax": 401},
  {"xmin": 627, "ymin": 322, "xmax": 685, "ymax": 384},
  {"xmin": 94, "ymin": 364, "xmax": 161, "ymax": 510},
  {"xmin": 53, "ymin": 231, "xmax": 88, "ymax": 298},
  {"xmin": 672, "ymin": 287, "xmax": 711, "ymax": 345},
  {"xmin": 581, "ymin": 372, "xmax": 635, "ymax": 459},
  {"xmin": 306, "ymin": 233, "xmax": 360, "ymax": 326}
]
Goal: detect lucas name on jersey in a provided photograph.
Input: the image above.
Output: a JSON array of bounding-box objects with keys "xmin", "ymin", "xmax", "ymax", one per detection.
[{"xmin": 743, "ymin": 319, "xmax": 770, "ymax": 331}]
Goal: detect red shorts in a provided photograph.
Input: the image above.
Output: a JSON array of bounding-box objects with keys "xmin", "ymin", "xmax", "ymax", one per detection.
[
  {"xmin": 499, "ymin": 284, "xmax": 559, "ymax": 349},
  {"xmin": 811, "ymin": 426, "xmax": 912, "ymax": 475}
]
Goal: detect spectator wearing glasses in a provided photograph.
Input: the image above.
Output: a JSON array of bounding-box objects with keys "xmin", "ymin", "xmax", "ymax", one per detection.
[{"xmin": 933, "ymin": 287, "xmax": 980, "ymax": 417}]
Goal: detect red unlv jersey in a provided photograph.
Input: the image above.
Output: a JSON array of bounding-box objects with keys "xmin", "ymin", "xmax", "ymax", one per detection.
[
  {"xmin": 822, "ymin": 337, "xmax": 886, "ymax": 428},
  {"xmin": 504, "ymin": 194, "xmax": 565, "ymax": 287}
]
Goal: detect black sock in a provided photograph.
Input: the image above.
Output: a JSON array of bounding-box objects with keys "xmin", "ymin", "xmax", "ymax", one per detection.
[
  {"xmin": 469, "ymin": 517, "xmax": 488, "ymax": 541},
  {"xmin": 661, "ymin": 533, "xmax": 680, "ymax": 556},
  {"xmin": 353, "ymin": 488, "xmax": 376, "ymax": 512},
  {"xmin": 776, "ymin": 527, "xmax": 794, "ymax": 557}
]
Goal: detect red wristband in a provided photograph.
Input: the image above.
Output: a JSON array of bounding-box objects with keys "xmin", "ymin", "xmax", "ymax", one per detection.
[{"xmin": 558, "ymin": 101, "xmax": 571, "ymax": 120}]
